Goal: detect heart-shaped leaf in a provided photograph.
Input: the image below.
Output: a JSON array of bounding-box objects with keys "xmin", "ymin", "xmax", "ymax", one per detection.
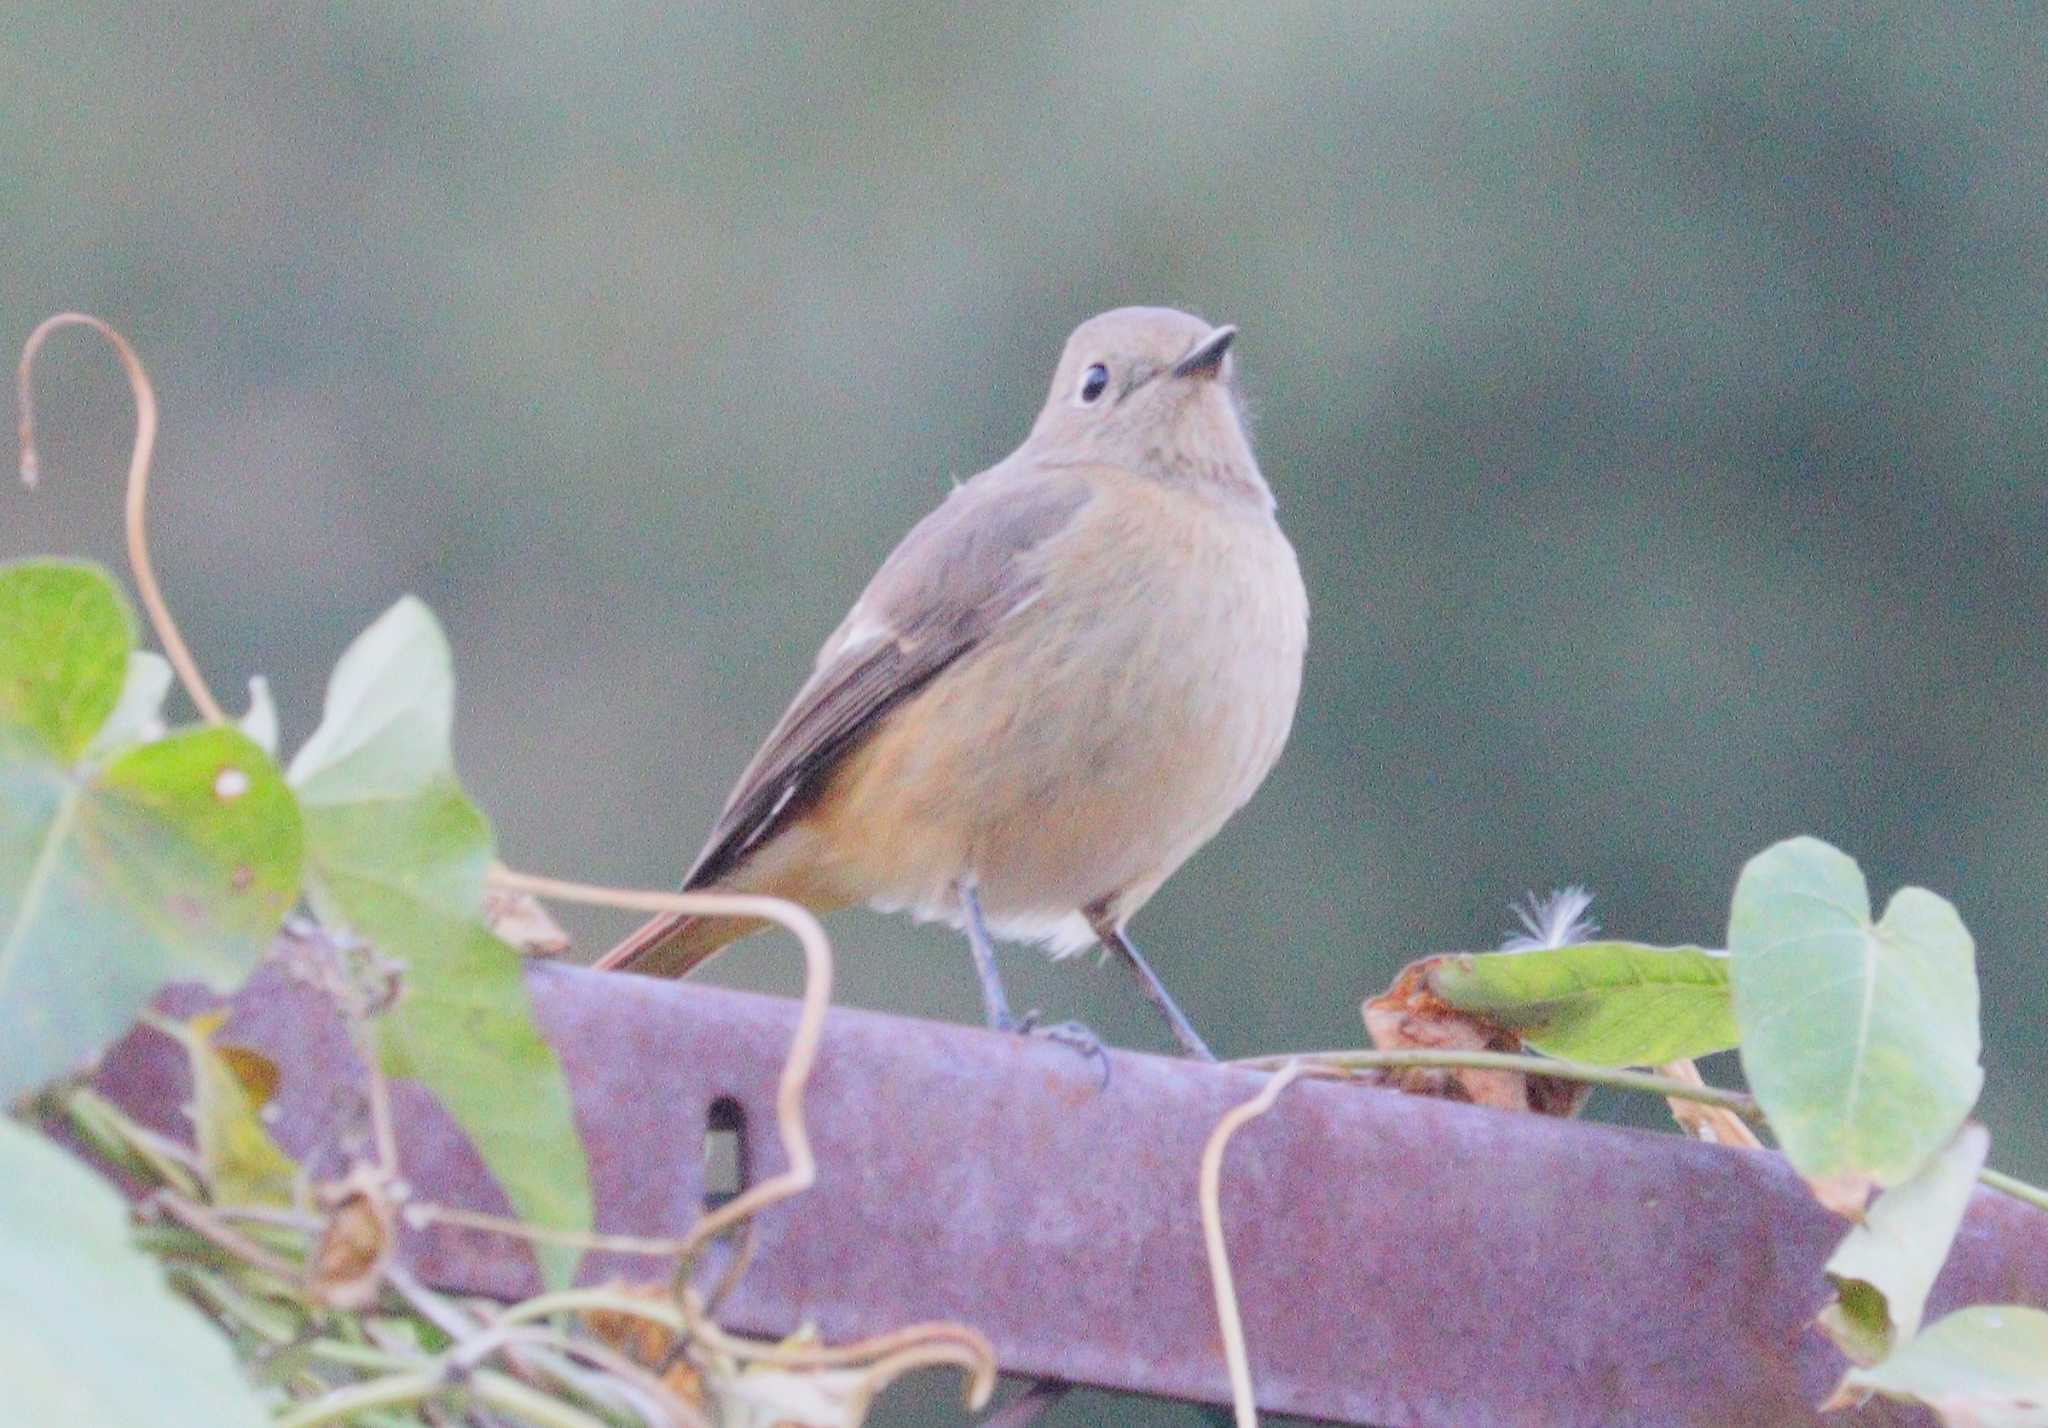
[
  {"xmin": 1819, "ymin": 1122, "xmax": 1989, "ymax": 1364},
  {"xmin": 1830, "ymin": 1305, "xmax": 2048, "ymax": 1426},
  {"xmin": 1, "ymin": 563, "xmax": 302, "ymax": 1103},
  {"xmin": 0, "ymin": 1118, "xmax": 269, "ymax": 1427},
  {"xmin": 1427, "ymin": 942, "xmax": 1735, "ymax": 1065},
  {"xmin": 290, "ymin": 597, "xmax": 590, "ymax": 1287},
  {"xmin": 1729, "ymin": 837, "xmax": 1981, "ymax": 1200}
]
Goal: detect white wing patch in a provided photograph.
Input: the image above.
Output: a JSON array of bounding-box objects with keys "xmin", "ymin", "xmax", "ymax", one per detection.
[
  {"xmin": 738, "ymin": 781, "xmax": 802, "ymax": 855},
  {"xmin": 820, "ymin": 604, "xmax": 898, "ymax": 668}
]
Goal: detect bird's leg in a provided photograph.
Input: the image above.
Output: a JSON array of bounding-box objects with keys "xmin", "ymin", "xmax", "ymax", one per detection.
[
  {"xmin": 959, "ymin": 881, "xmax": 1017, "ymax": 1030},
  {"xmin": 959, "ymin": 882, "xmax": 1108, "ymax": 1083},
  {"xmin": 1086, "ymin": 903, "xmax": 1217, "ymax": 1062}
]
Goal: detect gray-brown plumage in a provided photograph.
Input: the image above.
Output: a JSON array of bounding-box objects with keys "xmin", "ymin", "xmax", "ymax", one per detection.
[{"xmin": 600, "ymin": 307, "xmax": 1307, "ymax": 1058}]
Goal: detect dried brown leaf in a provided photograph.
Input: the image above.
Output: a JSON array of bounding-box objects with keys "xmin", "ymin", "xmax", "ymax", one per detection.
[
  {"xmin": 1364, "ymin": 959, "xmax": 1590, "ymax": 1117},
  {"xmin": 307, "ymin": 1167, "xmax": 396, "ymax": 1310},
  {"xmin": 582, "ymin": 1281, "xmax": 707, "ymax": 1411},
  {"xmin": 482, "ymin": 885, "xmax": 573, "ymax": 956},
  {"xmin": 1657, "ymin": 1059, "xmax": 1764, "ymax": 1149}
]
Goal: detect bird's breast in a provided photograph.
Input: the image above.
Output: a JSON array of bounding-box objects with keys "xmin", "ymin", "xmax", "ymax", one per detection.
[{"xmin": 810, "ymin": 475, "xmax": 1308, "ymax": 942}]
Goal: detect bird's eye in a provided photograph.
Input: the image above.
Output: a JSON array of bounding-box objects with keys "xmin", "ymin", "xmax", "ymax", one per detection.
[{"xmin": 1078, "ymin": 363, "xmax": 1110, "ymax": 404}]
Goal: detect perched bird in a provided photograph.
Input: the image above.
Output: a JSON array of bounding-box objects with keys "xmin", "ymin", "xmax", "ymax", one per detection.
[{"xmin": 600, "ymin": 307, "xmax": 1307, "ymax": 1061}]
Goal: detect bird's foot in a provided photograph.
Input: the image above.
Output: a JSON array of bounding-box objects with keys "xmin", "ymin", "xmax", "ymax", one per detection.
[{"xmin": 995, "ymin": 1010, "xmax": 1111, "ymax": 1088}]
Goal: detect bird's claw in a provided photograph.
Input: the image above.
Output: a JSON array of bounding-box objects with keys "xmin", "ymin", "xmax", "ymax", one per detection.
[{"xmin": 996, "ymin": 1010, "xmax": 1111, "ymax": 1088}]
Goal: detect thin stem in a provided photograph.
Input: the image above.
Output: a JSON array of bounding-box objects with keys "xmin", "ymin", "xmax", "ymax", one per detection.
[
  {"xmin": 17, "ymin": 313, "xmax": 227, "ymax": 724},
  {"xmin": 1980, "ymin": 1167, "xmax": 2048, "ymax": 1215},
  {"xmin": 1234, "ymin": 1049, "xmax": 1762, "ymax": 1119},
  {"xmin": 682, "ymin": 1297, "xmax": 992, "ymax": 1384},
  {"xmin": 303, "ymin": 1340, "xmax": 420, "ymax": 1374},
  {"xmin": 484, "ymin": 1323, "xmax": 705, "ymax": 1428},
  {"xmin": 497, "ymin": 1288, "xmax": 688, "ymax": 1334},
  {"xmin": 64, "ymin": 1085, "xmax": 205, "ymax": 1197},
  {"xmin": 152, "ymin": 1192, "xmax": 303, "ymax": 1282},
  {"xmin": 402, "ymin": 1203, "xmax": 691, "ymax": 1259},
  {"xmin": 471, "ymin": 1369, "xmax": 617, "ymax": 1428},
  {"xmin": 1199, "ymin": 1058, "xmax": 1304, "ymax": 1428},
  {"xmin": 700, "ymin": 1216, "xmax": 758, "ymax": 1315},
  {"xmin": 350, "ymin": 1272, "xmax": 636, "ymax": 1427},
  {"xmin": 1253, "ymin": 1051, "xmax": 2048, "ymax": 1219},
  {"xmin": 383, "ymin": 1263, "xmax": 485, "ymax": 1345},
  {"xmin": 501, "ymin": 1288, "xmax": 983, "ymax": 1423},
  {"xmin": 856, "ymin": 1340, "xmax": 998, "ymax": 1413},
  {"xmin": 210, "ymin": 1202, "xmax": 323, "ymax": 1232},
  {"xmin": 306, "ymin": 946, "xmax": 403, "ymax": 1183},
  {"xmin": 165, "ymin": 1262, "xmax": 304, "ymax": 1345},
  {"xmin": 353, "ymin": 1016, "xmax": 401, "ymax": 1181},
  {"xmin": 273, "ymin": 1368, "xmax": 445, "ymax": 1428}
]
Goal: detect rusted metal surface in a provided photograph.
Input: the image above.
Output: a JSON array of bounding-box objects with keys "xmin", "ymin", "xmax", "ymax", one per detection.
[{"xmin": 99, "ymin": 954, "xmax": 2048, "ymax": 1427}]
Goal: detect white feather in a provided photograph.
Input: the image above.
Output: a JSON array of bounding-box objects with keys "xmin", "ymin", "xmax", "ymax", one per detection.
[{"xmin": 1500, "ymin": 886, "xmax": 1599, "ymax": 952}]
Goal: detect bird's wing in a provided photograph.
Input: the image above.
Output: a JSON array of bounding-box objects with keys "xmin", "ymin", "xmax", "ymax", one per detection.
[{"xmin": 684, "ymin": 461, "xmax": 1094, "ymax": 890}]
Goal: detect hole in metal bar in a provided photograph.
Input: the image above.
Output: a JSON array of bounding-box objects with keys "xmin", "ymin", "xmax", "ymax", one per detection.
[{"xmin": 703, "ymin": 1096, "xmax": 748, "ymax": 1211}]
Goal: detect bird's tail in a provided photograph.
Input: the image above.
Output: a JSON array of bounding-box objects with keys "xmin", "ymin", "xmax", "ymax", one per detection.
[{"xmin": 594, "ymin": 908, "xmax": 762, "ymax": 979}]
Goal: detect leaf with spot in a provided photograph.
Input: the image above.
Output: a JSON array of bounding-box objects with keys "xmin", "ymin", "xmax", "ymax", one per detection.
[
  {"xmin": 1729, "ymin": 837, "xmax": 1981, "ymax": 1206},
  {"xmin": 0, "ymin": 562, "xmax": 301, "ymax": 1103},
  {"xmin": 289, "ymin": 596, "xmax": 590, "ymax": 1286}
]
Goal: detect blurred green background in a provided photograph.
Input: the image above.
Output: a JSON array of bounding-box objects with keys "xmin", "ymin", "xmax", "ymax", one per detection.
[{"xmin": 4, "ymin": 4, "xmax": 2043, "ymax": 1423}]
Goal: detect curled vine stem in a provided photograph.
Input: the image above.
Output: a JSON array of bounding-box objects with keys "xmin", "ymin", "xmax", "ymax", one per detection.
[
  {"xmin": 1199, "ymin": 1058, "xmax": 1304, "ymax": 1428},
  {"xmin": 478, "ymin": 870, "xmax": 1000, "ymax": 1412},
  {"xmin": 852, "ymin": 1339, "xmax": 998, "ymax": 1413},
  {"xmin": 684, "ymin": 1307, "xmax": 993, "ymax": 1397},
  {"xmin": 483, "ymin": 870, "xmax": 832, "ymax": 1268},
  {"xmin": 16, "ymin": 313, "xmax": 228, "ymax": 725}
]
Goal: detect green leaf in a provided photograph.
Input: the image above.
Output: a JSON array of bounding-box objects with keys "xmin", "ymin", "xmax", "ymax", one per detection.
[
  {"xmin": 1, "ymin": 565, "xmax": 302, "ymax": 1102},
  {"xmin": 153, "ymin": 1009, "xmax": 299, "ymax": 1208},
  {"xmin": 291, "ymin": 597, "xmax": 590, "ymax": 1286},
  {"xmin": 1, "ymin": 727, "xmax": 302, "ymax": 1101},
  {"xmin": 1729, "ymin": 837, "xmax": 1982, "ymax": 1198},
  {"xmin": 287, "ymin": 594, "xmax": 455, "ymax": 802},
  {"xmin": 1819, "ymin": 1122, "xmax": 1990, "ymax": 1363},
  {"xmin": 0, "ymin": 561, "xmax": 132, "ymax": 761},
  {"xmin": 83, "ymin": 651, "xmax": 174, "ymax": 761},
  {"xmin": 0, "ymin": 1117, "xmax": 269, "ymax": 1427},
  {"xmin": 1834, "ymin": 1305, "xmax": 2048, "ymax": 1426},
  {"xmin": 1427, "ymin": 942, "xmax": 1736, "ymax": 1065}
]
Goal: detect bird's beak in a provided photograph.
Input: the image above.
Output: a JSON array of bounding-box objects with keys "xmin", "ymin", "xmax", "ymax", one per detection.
[{"xmin": 1171, "ymin": 324, "xmax": 1237, "ymax": 380}]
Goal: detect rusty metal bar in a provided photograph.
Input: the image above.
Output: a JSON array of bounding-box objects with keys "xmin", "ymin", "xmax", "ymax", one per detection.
[{"xmin": 98, "ymin": 956, "xmax": 2048, "ymax": 1427}]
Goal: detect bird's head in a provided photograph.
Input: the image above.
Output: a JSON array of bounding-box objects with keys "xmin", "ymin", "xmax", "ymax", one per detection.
[{"xmin": 1026, "ymin": 306, "xmax": 1267, "ymax": 508}]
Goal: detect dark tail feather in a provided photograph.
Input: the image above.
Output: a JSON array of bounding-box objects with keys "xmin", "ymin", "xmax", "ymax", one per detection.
[{"xmin": 595, "ymin": 909, "xmax": 764, "ymax": 979}]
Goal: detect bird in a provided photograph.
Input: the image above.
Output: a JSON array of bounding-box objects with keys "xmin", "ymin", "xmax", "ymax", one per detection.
[{"xmin": 598, "ymin": 306, "xmax": 1307, "ymax": 1062}]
